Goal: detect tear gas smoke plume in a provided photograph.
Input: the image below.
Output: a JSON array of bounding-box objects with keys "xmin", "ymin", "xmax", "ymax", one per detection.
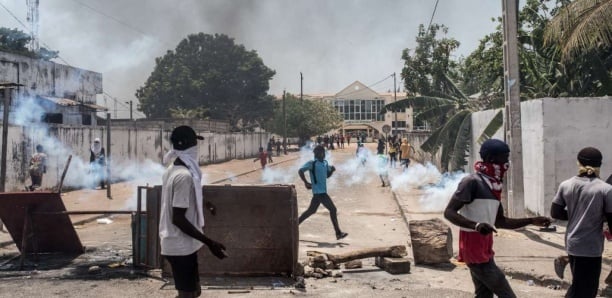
[{"xmin": 13, "ymin": 95, "xmax": 169, "ymax": 208}]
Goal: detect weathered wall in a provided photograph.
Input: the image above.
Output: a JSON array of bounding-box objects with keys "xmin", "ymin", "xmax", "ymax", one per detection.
[
  {"xmin": 470, "ymin": 97, "xmax": 612, "ymax": 215},
  {"xmin": 0, "ymin": 52, "xmax": 102, "ymax": 103},
  {"xmin": 0, "ymin": 124, "xmax": 270, "ymax": 191}
]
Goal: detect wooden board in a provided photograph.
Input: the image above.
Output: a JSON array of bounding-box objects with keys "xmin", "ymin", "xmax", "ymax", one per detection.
[
  {"xmin": 0, "ymin": 192, "xmax": 83, "ymax": 253},
  {"xmin": 158, "ymin": 184, "xmax": 298, "ymax": 276}
]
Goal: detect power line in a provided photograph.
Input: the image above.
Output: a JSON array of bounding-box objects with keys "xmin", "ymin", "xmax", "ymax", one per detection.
[
  {"xmin": 0, "ymin": 1, "xmax": 145, "ymax": 119},
  {"xmin": 68, "ymin": 0, "xmax": 174, "ymax": 48},
  {"xmin": 427, "ymin": 0, "xmax": 440, "ymax": 32},
  {"xmin": 337, "ymin": 74, "xmax": 394, "ymax": 98}
]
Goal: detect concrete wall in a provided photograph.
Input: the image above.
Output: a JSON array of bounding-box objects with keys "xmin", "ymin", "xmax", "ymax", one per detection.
[
  {"xmin": 0, "ymin": 52, "xmax": 102, "ymax": 104},
  {"xmin": 470, "ymin": 97, "xmax": 612, "ymax": 215},
  {"xmin": 0, "ymin": 124, "xmax": 270, "ymax": 191}
]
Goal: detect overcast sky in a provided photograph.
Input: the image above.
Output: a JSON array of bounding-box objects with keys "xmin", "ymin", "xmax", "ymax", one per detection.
[{"xmin": 1, "ymin": 0, "xmax": 503, "ymax": 118}]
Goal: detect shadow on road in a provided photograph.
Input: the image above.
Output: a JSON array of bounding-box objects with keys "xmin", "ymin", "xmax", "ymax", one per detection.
[{"xmin": 299, "ymin": 239, "xmax": 349, "ymax": 248}]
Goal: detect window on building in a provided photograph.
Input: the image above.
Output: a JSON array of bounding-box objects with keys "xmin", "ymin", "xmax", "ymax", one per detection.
[{"xmin": 392, "ymin": 121, "xmax": 406, "ymax": 128}]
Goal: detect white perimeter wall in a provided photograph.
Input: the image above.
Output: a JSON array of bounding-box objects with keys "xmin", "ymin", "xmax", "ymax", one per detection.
[
  {"xmin": 0, "ymin": 124, "xmax": 270, "ymax": 191},
  {"xmin": 471, "ymin": 97, "xmax": 612, "ymax": 216}
]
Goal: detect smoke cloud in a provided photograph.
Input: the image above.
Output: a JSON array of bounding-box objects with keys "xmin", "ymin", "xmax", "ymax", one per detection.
[{"xmin": 1, "ymin": 1, "xmax": 501, "ymax": 119}]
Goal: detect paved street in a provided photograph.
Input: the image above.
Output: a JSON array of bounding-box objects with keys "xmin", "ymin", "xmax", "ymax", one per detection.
[{"xmin": 0, "ymin": 143, "xmax": 608, "ymax": 297}]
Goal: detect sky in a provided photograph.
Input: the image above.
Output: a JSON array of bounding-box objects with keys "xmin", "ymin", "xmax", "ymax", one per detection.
[{"xmin": 0, "ymin": 0, "xmax": 503, "ymax": 118}]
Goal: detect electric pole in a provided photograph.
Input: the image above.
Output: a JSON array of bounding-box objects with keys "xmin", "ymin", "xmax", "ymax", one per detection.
[
  {"xmin": 300, "ymin": 72, "xmax": 303, "ymax": 102},
  {"xmin": 125, "ymin": 101, "xmax": 133, "ymax": 120},
  {"xmin": 502, "ymin": 0, "xmax": 524, "ymax": 217},
  {"xmin": 393, "ymin": 73, "xmax": 397, "ymax": 135},
  {"xmin": 282, "ymin": 90, "xmax": 287, "ymax": 154}
]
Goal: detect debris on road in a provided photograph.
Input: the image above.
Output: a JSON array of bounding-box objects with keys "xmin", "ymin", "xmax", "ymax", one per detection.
[{"xmin": 409, "ymin": 218, "xmax": 452, "ymax": 265}]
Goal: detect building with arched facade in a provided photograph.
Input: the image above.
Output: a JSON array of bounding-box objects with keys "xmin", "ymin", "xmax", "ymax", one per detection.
[{"xmin": 305, "ymin": 81, "xmax": 414, "ymax": 140}]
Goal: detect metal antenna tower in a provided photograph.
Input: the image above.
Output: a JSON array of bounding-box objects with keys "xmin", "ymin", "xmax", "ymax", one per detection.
[{"xmin": 26, "ymin": 0, "xmax": 39, "ymax": 53}]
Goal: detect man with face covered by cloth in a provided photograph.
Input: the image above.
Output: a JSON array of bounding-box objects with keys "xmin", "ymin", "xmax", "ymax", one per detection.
[
  {"xmin": 160, "ymin": 126, "xmax": 227, "ymax": 298},
  {"xmin": 444, "ymin": 139, "xmax": 551, "ymax": 298},
  {"xmin": 551, "ymin": 147, "xmax": 612, "ymax": 298}
]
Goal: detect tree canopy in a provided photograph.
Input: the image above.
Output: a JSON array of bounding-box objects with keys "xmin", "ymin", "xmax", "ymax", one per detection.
[
  {"xmin": 136, "ymin": 33, "xmax": 276, "ymax": 131},
  {"xmin": 0, "ymin": 27, "xmax": 59, "ymax": 61},
  {"xmin": 265, "ymin": 93, "xmax": 343, "ymax": 144}
]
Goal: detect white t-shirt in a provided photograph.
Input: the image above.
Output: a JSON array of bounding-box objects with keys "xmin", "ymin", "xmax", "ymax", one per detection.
[{"xmin": 159, "ymin": 165, "xmax": 204, "ymax": 256}]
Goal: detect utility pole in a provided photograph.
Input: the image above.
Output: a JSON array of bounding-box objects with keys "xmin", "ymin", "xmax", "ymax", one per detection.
[
  {"xmin": 0, "ymin": 87, "xmax": 11, "ymax": 192},
  {"xmin": 300, "ymin": 72, "xmax": 303, "ymax": 102},
  {"xmin": 282, "ymin": 90, "xmax": 287, "ymax": 154},
  {"xmin": 393, "ymin": 73, "xmax": 397, "ymax": 136},
  {"xmin": 125, "ymin": 101, "xmax": 133, "ymax": 120},
  {"xmin": 502, "ymin": 0, "xmax": 524, "ymax": 217}
]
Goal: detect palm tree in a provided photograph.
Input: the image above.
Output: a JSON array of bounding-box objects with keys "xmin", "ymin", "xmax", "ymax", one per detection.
[
  {"xmin": 544, "ymin": 0, "xmax": 612, "ymax": 61},
  {"xmin": 382, "ymin": 74, "xmax": 503, "ymax": 172}
]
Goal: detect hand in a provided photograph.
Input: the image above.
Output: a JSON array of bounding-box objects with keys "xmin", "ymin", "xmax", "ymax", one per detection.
[
  {"xmin": 304, "ymin": 182, "xmax": 312, "ymax": 190},
  {"xmin": 330, "ymin": 166, "xmax": 336, "ymax": 172},
  {"xmin": 207, "ymin": 240, "xmax": 228, "ymax": 259},
  {"xmin": 475, "ymin": 222, "xmax": 497, "ymax": 235},
  {"xmin": 531, "ymin": 216, "xmax": 551, "ymax": 227}
]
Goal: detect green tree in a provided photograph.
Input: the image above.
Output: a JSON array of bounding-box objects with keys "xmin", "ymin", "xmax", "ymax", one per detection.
[
  {"xmin": 136, "ymin": 33, "xmax": 276, "ymax": 131},
  {"xmin": 0, "ymin": 27, "xmax": 58, "ymax": 61},
  {"xmin": 385, "ymin": 24, "xmax": 503, "ymax": 171},
  {"xmin": 265, "ymin": 93, "xmax": 342, "ymax": 145},
  {"xmin": 544, "ymin": 0, "xmax": 612, "ymax": 62}
]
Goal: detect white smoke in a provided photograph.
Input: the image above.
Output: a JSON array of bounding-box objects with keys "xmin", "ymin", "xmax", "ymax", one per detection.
[
  {"xmin": 12, "ymin": 95, "xmax": 170, "ymax": 209},
  {"xmin": 389, "ymin": 162, "xmax": 466, "ymax": 212}
]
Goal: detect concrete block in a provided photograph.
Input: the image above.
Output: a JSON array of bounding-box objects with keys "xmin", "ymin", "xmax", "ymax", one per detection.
[{"xmin": 375, "ymin": 256, "xmax": 411, "ymax": 274}]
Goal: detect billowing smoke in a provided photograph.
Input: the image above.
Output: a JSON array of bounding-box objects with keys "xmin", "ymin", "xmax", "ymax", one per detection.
[
  {"xmin": 12, "ymin": 95, "xmax": 168, "ymax": 210},
  {"xmin": 390, "ymin": 162, "xmax": 466, "ymax": 212}
]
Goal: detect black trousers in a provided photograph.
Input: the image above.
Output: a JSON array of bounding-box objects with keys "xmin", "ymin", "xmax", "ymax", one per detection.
[
  {"xmin": 298, "ymin": 193, "xmax": 341, "ymax": 235},
  {"xmin": 467, "ymin": 259, "xmax": 516, "ymax": 298},
  {"xmin": 566, "ymin": 255, "xmax": 601, "ymax": 298}
]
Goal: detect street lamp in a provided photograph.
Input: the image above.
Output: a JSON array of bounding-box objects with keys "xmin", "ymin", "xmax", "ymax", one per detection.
[{"xmin": 125, "ymin": 101, "xmax": 133, "ymax": 120}]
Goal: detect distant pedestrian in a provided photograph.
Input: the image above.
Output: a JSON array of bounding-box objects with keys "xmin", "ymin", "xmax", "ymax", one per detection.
[
  {"xmin": 377, "ymin": 148, "xmax": 389, "ymax": 187},
  {"xmin": 377, "ymin": 139, "xmax": 385, "ymax": 154},
  {"xmin": 356, "ymin": 142, "xmax": 368, "ymax": 166},
  {"xmin": 275, "ymin": 140, "xmax": 281, "ymax": 156},
  {"xmin": 28, "ymin": 144, "xmax": 47, "ymax": 191},
  {"xmin": 444, "ymin": 139, "xmax": 551, "ymax": 298},
  {"xmin": 551, "ymin": 147, "xmax": 612, "ymax": 298},
  {"xmin": 388, "ymin": 142, "xmax": 398, "ymax": 168},
  {"xmin": 266, "ymin": 139, "xmax": 274, "ymax": 163},
  {"xmin": 346, "ymin": 134, "xmax": 351, "ymax": 146},
  {"xmin": 340, "ymin": 135, "xmax": 345, "ymax": 148},
  {"xmin": 90, "ymin": 138, "xmax": 106, "ymax": 189},
  {"xmin": 254, "ymin": 147, "xmax": 268, "ymax": 169},
  {"xmin": 399, "ymin": 139, "xmax": 415, "ymax": 170},
  {"xmin": 336, "ymin": 135, "xmax": 340, "ymax": 149},
  {"xmin": 160, "ymin": 125, "xmax": 227, "ymax": 298},
  {"xmin": 298, "ymin": 145, "xmax": 348, "ymax": 240}
]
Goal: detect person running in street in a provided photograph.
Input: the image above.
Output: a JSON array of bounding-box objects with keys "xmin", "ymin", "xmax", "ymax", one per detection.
[
  {"xmin": 550, "ymin": 147, "xmax": 612, "ymax": 298},
  {"xmin": 298, "ymin": 145, "xmax": 348, "ymax": 240},
  {"xmin": 254, "ymin": 147, "xmax": 268, "ymax": 169},
  {"xmin": 377, "ymin": 148, "xmax": 389, "ymax": 187},
  {"xmin": 160, "ymin": 125, "xmax": 227, "ymax": 298},
  {"xmin": 444, "ymin": 139, "xmax": 551, "ymax": 298}
]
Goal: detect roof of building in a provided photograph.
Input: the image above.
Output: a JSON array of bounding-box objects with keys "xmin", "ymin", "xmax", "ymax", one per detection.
[{"xmin": 38, "ymin": 96, "xmax": 108, "ymax": 111}]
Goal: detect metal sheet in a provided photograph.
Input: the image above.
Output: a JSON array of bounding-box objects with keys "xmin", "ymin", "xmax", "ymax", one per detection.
[
  {"xmin": 156, "ymin": 185, "xmax": 298, "ymax": 276},
  {"xmin": 0, "ymin": 192, "xmax": 83, "ymax": 253}
]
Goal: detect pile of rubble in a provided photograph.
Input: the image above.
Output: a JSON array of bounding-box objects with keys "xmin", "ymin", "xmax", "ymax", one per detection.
[{"xmin": 296, "ymin": 245, "xmax": 411, "ymax": 280}]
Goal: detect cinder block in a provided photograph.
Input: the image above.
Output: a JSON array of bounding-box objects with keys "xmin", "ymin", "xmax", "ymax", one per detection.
[{"xmin": 375, "ymin": 256, "xmax": 411, "ymax": 274}]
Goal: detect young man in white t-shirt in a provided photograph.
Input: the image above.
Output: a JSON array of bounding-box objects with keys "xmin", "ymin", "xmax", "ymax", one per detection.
[{"xmin": 159, "ymin": 126, "xmax": 227, "ymax": 298}]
